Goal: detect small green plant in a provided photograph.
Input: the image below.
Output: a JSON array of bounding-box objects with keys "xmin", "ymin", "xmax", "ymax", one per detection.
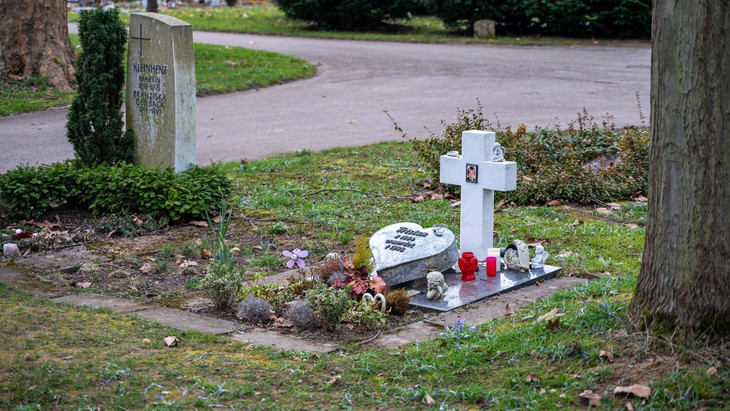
[
  {"xmin": 66, "ymin": 7, "xmax": 133, "ymax": 166},
  {"xmin": 346, "ymin": 300, "xmax": 387, "ymax": 329},
  {"xmin": 351, "ymin": 234, "xmax": 374, "ymax": 273},
  {"xmin": 200, "ymin": 199, "xmax": 245, "ymax": 310},
  {"xmin": 267, "ymin": 222, "xmax": 289, "ymax": 234},
  {"xmin": 305, "ymin": 283, "xmax": 352, "ymax": 331}
]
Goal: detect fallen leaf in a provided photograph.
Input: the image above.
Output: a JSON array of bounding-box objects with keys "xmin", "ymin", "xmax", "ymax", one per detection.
[
  {"xmin": 609, "ymin": 290, "xmax": 619, "ymax": 295},
  {"xmin": 536, "ymin": 307, "xmax": 559, "ymax": 322},
  {"xmin": 230, "ymin": 247, "xmax": 240, "ymax": 255},
  {"xmin": 505, "ymin": 303, "xmax": 515, "ymax": 316},
  {"xmin": 579, "ymin": 390, "xmax": 602, "ymax": 407},
  {"xmin": 528, "ymin": 239, "xmax": 547, "ymax": 247},
  {"xmin": 599, "ymin": 350, "xmax": 614, "ymax": 362},
  {"xmin": 526, "ymin": 373, "xmax": 538, "ymax": 382},
  {"xmin": 495, "ymin": 198, "xmax": 507, "ymax": 209},
  {"xmin": 596, "ymin": 207, "xmax": 612, "ymax": 215},
  {"xmin": 179, "ymin": 260, "xmax": 198, "ymax": 269},
  {"xmin": 77, "ymin": 282, "xmax": 92, "ymax": 289},
  {"xmin": 310, "ymin": 353, "xmax": 319, "ymax": 360},
  {"xmin": 200, "ymin": 249, "xmax": 213, "ymax": 259},
  {"xmin": 633, "ymin": 195, "xmax": 648, "ymax": 203},
  {"xmin": 626, "ymin": 402, "xmax": 635, "ymax": 411},
  {"xmin": 188, "ymin": 220, "xmax": 208, "ymax": 227},
  {"xmin": 422, "ymin": 182, "xmax": 433, "ymax": 189},
  {"xmin": 547, "ymin": 200, "xmax": 562, "ymax": 206},
  {"xmin": 346, "ymin": 324, "xmax": 355, "ymax": 330},
  {"xmin": 626, "ymin": 223, "xmax": 640, "ymax": 229},
  {"xmin": 571, "ymin": 219, "xmax": 581, "ymax": 226},
  {"xmin": 410, "ymin": 195, "xmax": 425, "ymax": 203},
  {"xmin": 613, "ymin": 384, "xmax": 651, "ymax": 398},
  {"xmin": 142, "ymin": 338, "xmax": 151, "ymax": 344},
  {"xmin": 369, "ymin": 276, "xmax": 387, "ymax": 294},
  {"xmin": 530, "ymin": 349, "xmax": 539, "ymax": 357},
  {"xmin": 273, "ymin": 317, "xmax": 293, "ymax": 328},
  {"xmin": 225, "ymin": 60, "xmax": 238, "ymax": 67},
  {"xmin": 164, "ymin": 336, "xmax": 180, "ymax": 347},
  {"xmin": 425, "ymin": 393, "xmax": 436, "ymax": 407},
  {"xmin": 429, "ymin": 192, "xmax": 444, "ymax": 200},
  {"xmin": 348, "ymin": 119, "xmax": 357, "ymax": 125},
  {"xmin": 546, "ymin": 318, "xmax": 561, "ymax": 330},
  {"xmin": 140, "ymin": 263, "xmax": 153, "ymax": 274},
  {"xmin": 450, "ymin": 200, "xmax": 461, "ymax": 208},
  {"xmin": 326, "ymin": 375, "xmax": 341, "ymax": 385},
  {"xmin": 607, "ymin": 202, "xmax": 623, "ymax": 210},
  {"xmin": 706, "ymin": 366, "xmax": 717, "ymax": 376}
]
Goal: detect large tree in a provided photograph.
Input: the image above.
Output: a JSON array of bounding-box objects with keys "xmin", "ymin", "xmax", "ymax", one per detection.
[
  {"xmin": 0, "ymin": 0, "xmax": 76, "ymax": 91},
  {"xmin": 630, "ymin": 1, "xmax": 729, "ymax": 336}
]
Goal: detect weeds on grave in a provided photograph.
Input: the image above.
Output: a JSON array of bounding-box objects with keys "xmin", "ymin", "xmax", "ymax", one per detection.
[
  {"xmin": 85, "ymin": 214, "xmax": 168, "ymax": 238},
  {"xmin": 389, "ymin": 102, "xmax": 649, "ymax": 205},
  {"xmin": 346, "ymin": 299, "xmax": 387, "ymax": 329},
  {"xmin": 200, "ymin": 199, "xmax": 246, "ymax": 310}
]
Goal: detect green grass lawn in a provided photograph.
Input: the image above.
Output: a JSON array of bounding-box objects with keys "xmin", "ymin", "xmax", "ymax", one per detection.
[
  {"xmin": 0, "ymin": 33, "xmax": 313, "ymax": 117},
  {"xmin": 1, "ymin": 142, "xmax": 727, "ymax": 409},
  {"xmin": 68, "ymin": 6, "xmax": 650, "ymax": 46}
]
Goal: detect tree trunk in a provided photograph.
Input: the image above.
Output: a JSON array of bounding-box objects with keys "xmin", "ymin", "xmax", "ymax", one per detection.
[
  {"xmin": 0, "ymin": 0, "xmax": 76, "ymax": 92},
  {"xmin": 630, "ymin": 0, "xmax": 730, "ymax": 335},
  {"xmin": 147, "ymin": 0, "xmax": 159, "ymax": 12}
]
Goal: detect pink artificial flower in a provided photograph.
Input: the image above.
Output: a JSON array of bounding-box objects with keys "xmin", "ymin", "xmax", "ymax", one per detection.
[{"xmin": 282, "ymin": 248, "xmax": 308, "ymax": 268}]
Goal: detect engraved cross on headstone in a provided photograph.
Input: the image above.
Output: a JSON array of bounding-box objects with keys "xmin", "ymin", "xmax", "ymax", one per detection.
[
  {"xmin": 130, "ymin": 23, "xmax": 151, "ymax": 56},
  {"xmin": 440, "ymin": 130, "xmax": 517, "ymax": 260}
]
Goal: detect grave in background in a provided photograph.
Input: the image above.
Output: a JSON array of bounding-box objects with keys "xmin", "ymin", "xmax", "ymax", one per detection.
[{"xmin": 126, "ymin": 13, "xmax": 196, "ymax": 172}]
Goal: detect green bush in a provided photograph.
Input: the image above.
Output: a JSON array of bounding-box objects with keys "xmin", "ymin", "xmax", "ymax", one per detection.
[
  {"xmin": 424, "ymin": 0, "xmax": 529, "ymax": 34},
  {"xmin": 392, "ymin": 102, "xmax": 649, "ymax": 205},
  {"xmin": 0, "ymin": 162, "xmax": 232, "ymax": 221},
  {"xmin": 425, "ymin": 0, "xmax": 650, "ymax": 38},
  {"xmin": 305, "ymin": 283, "xmax": 352, "ymax": 331},
  {"xmin": 66, "ymin": 7, "xmax": 133, "ymax": 166},
  {"xmin": 274, "ymin": 0, "xmax": 420, "ymax": 30}
]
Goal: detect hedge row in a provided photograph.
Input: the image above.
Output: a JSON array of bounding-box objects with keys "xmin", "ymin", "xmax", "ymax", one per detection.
[
  {"xmin": 425, "ymin": 0, "xmax": 651, "ymax": 38},
  {"xmin": 275, "ymin": 0, "xmax": 650, "ymax": 38},
  {"xmin": 0, "ymin": 162, "xmax": 232, "ymax": 222}
]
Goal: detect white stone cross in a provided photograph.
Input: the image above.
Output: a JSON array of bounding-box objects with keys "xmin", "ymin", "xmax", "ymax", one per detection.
[{"xmin": 440, "ymin": 130, "xmax": 517, "ymax": 261}]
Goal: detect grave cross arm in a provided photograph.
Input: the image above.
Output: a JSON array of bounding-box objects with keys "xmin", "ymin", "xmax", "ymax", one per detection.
[{"xmin": 439, "ymin": 130, "xmax": 517, "ymax": 260}]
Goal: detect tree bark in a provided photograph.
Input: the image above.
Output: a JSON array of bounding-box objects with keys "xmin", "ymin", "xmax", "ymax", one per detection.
[
  {"xmin": 0, "ymin": 0, "xmax": 76, "ymax": 92},
  {"xmin": 631, "ymin": 0, "xmax": 730, "ymax": 335},
  {"xmin": 147, "ymin": 0, "xmax": 159, "ymax": 12}
]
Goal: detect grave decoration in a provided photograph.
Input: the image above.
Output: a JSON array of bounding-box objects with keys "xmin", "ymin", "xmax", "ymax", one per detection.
[
  {"xmin": 439, "ymin": 130, "xmax": 516, "ymax": 261},
  {"xmin": 369, "ymin": 222, "xmax": 459, "ymax": 287},
  {"xmin": 404, "ymin": 130, "xmax": 562, "ymax": 312},
  {"xmin": 126, "ymin": 13, "xmax": 196, "ymax": 173}
]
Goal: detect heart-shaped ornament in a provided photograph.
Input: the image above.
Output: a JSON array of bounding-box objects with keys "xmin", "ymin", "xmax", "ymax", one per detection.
[{"xmin": 369, "ymin": 222, "xmax": 458, "ymax": 286}]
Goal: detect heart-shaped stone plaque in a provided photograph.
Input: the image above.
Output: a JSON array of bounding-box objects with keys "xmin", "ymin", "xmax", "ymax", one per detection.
[{"xmin": 369, "ymin": 222, "xmax": 458, "ymax": 286}]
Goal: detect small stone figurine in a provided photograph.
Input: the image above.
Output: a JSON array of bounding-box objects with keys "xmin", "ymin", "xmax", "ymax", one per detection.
[
  {"xmin": 426, "ymin": 271, "xmax": 449, "ymax": 300},
  {"xmin": 493, "ymin": 143, "xmax": 505, "ymax": 162},
  {"xmin": 530, "ymin": 245, "xmax": 549, "ymax": 269}
]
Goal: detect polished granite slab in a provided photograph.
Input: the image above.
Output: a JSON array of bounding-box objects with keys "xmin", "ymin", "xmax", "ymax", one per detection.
[{"xmin": 407, "ymin": 265, "xmax": 561, "ymax": 312}]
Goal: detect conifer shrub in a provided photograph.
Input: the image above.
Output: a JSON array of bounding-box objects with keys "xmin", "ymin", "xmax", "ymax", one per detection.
[
  {"xmin": 274, "ymin": 0, "xmax": 419, "ymax": 31},
  {"xmin": 391, "ymin": 102, "xmax": 649, "ymax": 205},
  {"xmin": 66, "ymin": 7, "xmax": 133, "ymax": 166}
]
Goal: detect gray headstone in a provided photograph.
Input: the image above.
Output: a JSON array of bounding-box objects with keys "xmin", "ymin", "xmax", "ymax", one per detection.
[
  {"xmin": 126, "ymin": 13, "xmax": 196, "ymax": 172},
  {"xmin": 474, "ymin": 19, "xmax": 496, "ymax": 39},
  {"xmin": 369, "ymin": 222, "xmax": 458, "ymax": 286}
]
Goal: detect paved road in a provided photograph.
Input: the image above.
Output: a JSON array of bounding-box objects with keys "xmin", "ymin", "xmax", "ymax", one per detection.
[{"xmin": 0, "ymin": 26, "xmax": 650, "ymax": 172}]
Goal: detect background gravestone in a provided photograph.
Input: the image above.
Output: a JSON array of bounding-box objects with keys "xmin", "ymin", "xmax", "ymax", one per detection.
[{"xmin": 126, "ymin": 13, "xmax": 196, "ymax": 172}]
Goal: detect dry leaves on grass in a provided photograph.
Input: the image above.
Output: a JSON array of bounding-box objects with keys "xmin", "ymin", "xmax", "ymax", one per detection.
[
  {"xmin": 613, "ymin": 384, "xmax": 651, "ymax": 398},
  {"xmin": 505, "ymin": 303, "xmax": 515, "ymax": 317},
  {"xmin": 163, "ymin": 336, "xmax": 180, "ymax": 347},
  {"xmin": 599, "ymin": 350, "xmax": 614, "ymax": 362},
  {"xmin": 525, "ymin": 373, "xmax": 538, "ymax": 382},
  {"xmin": 425, "ymin": 393, "xmax": 436, "ymax": 407},
  {"xmin": 579, "ymin": 390, "xmax": 602, "ymax": 407}
]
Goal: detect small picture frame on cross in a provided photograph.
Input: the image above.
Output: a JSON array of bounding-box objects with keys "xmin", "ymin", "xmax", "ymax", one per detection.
[{"xmin": 466, "ymin": 164, "xmax": 478, "ymax": 183}]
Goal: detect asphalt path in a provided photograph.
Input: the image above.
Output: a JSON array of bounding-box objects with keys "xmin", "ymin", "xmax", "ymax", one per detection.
[{"xmin": 0, "ymin": 25, "xmax": 650, "ymax": 172}]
